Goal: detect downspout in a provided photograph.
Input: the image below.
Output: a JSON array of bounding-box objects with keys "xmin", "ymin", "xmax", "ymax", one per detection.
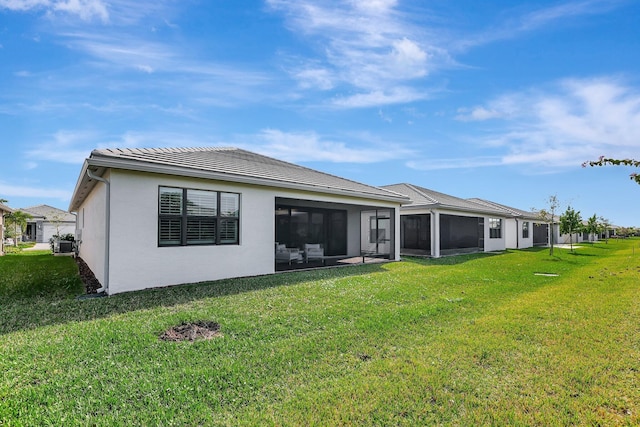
[
  {"xmin": 515, "ymin": 218, "xmax": 519, "ymax": 249},
  {"xmin": 86, "ymin": 169, "xmax": 110, "ymax": 294}
]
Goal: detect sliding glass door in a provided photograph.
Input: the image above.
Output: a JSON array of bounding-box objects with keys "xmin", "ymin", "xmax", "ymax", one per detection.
[
  {"xmin": 275, "ymin": 205, "xmax": 347, "ymax": 256},
  {"xmin": 361, "ymin": 209, "xmax": 393, "ymax": 257}
]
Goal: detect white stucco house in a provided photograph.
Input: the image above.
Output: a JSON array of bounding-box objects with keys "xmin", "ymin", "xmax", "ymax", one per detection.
[
  {"xmin": 467, "ymin": 198, "xmax": 549, "ymax": 249},
  {"xmin": 19, "ymin": 205, "xmax": 76, "ymax": 243},
  {"xmin": 69, "ymin": 147, "xmax": 409, "ymax": 295},
  {"xmin": 381, "ymin": 183, "xmax": 508, "ymax": 257},
  {"xmin": 0, "ymin": 202, "xmax": 13, "ymax": 256}
]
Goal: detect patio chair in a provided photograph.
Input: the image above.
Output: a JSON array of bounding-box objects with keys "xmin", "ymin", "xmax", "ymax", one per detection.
[
  {"xmin": 304, "ymin": 243, "xmax": 324, "ymax": 263},
  {"xmin": 275, "ymin": 243, "xmax": 302, "ymax": 264}
]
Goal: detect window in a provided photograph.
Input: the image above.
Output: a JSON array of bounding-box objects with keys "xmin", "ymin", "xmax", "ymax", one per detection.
[
  {"xmin": 522, "ymin": 221, "xmax": 529, "ymax": 238},
  {"xmin": 159, "ymin": 186, "xmax": 239, "ymax": 246},
  {"xmin": 489, "ymin": 218, "xmax": 502, "ymax": 239}
]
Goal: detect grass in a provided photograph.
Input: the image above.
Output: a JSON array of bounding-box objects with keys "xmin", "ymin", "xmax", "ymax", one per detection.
[{"xmin": 1, "ymin": 240, "xmax": 639, "ymax": 425}]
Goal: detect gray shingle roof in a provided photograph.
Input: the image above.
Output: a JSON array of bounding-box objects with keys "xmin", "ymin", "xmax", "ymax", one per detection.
[
  {"xmin": 0, "ymin": 203, "xmax": 13, "ymax": 214},
  {"xmin": 70, "ymin": 147, "xmax": 409, "ymax": 211},
  {"xmin": 467, "ymin": 198, "xmax": 541, "ymax": 220},
  {"xmin": 20, "ymin": 204, "xmax": 75, "ymax": 222},
  {"xmin": 382, "ymin": 183, "xmax": 507, "ymax": 216}
]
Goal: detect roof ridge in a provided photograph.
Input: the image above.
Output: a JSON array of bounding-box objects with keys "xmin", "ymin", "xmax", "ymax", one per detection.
[
  {"xmin": 93, "ymin": 146, "xmax": 237, "ymax": 155},
  {"xmin": 468, "ymin": 198, "xmax": 536, "ymax": 217},
  {"xmin": 20, "ymin": 204, "xmax": 63, "ymax": 211},
  {"xmin": 404, "ymin": 183, "xmax": 443, "ymax": 204}
]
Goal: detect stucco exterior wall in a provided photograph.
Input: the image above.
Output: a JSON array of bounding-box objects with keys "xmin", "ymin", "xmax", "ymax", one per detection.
[
  {"xmin": 0, "ymin": 212, "xmax": 5, "ymax": 255},
  {"xmin": 480, "ymin": 212, "xmax": 507, "ymax": 253},
  {"xmin": 505, "ymin": 218, "xmax": 518, "ymax": 249},
  {"xmin": 76, "ymin": 171, "xmax": 108, "ymax": 286},
  {"xmin": 106, "ymin": 171, "xmax": 275, "ymax": 294},
  {"xmin": 558, "ymin": 232, "xmax": 583, "ymax": 244},
  {"xmin": 76, "ymin": 169, "xmax": 401, "ymax": 295},
  {"xmin": 518, "ymin": 220, "xmax": 534, "ymax": 249},
  {"xmin": 505, "ymin": 218, "xmax": 534, "ymax": 249}
]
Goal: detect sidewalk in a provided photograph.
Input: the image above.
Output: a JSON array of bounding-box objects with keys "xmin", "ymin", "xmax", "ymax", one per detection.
[{"xmin": 22, "ymin": 243, "xmax": 52, "ymax": 251}]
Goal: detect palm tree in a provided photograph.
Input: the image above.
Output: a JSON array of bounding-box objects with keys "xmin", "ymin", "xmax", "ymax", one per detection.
[{"xmin": 7, "ymin": 211, "xmax": 32, "ymax": 246}]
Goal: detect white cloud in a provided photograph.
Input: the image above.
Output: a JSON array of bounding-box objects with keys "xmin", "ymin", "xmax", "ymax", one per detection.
[
  {"xmin": 456, "ymin": 107, "xmax": 504, "ymax": 121},
  {"xmin": 52, "ymin": 0, "xmax": 108, "ymax": 22},
  {"xmin": 349, "ymin": 0, "xmax": 397, "ymax": 14},
  {"xmin": 25, "ymin": 130, "xmax": 95, "ymax": 164},
  {"xmin": 293, "ymin": 67, "xmax": 334, "ymax": 90},
  {"xmin": 0, "ymin": 181, "xmax": 71, "ymax": 200},
  {"xmin": 518, "ymin": 0, "xmax": 621, "ymax": 32},
  {"xmin": 0, "ymin": 0, "xmax": 49, "ymax": 11},
  {"xmin": 333, "ymin": 87, "xmax": 428, "ymax": 108},
  {"xmin": 390, "ymin": 38, "xmax": 428, "ymax": 79},
  {"xmin": 456, "ymin": 76, "xmax": 640, "ymax": 169},
  {"xmin": 246, "ymin": 128, "xmax": 412, "ymax": 163},
  {"xmin": 267, "ymin": 0, "xmax": 447, "ymax": 108},
  {"xmin": 407, "ymin": 156, "xmax": 504, "ymax": 171},
  {"xmin": 61, "ymin": 30, "xmax": 271, "ymax": 83},
  {"xmin": 456, "ymin": 0, "xmax": 625, "ymax": 50},
  {"xmin": 0, "ymin": 0, "xmax": 109, "ymax": 22}
]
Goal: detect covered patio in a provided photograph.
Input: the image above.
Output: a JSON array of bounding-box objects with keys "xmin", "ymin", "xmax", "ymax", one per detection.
[{"xmin": 274, "ymin": 197, "xmax": 396, "ymax": 271}]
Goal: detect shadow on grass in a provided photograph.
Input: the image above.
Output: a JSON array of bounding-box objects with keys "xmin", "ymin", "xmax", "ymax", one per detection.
[
  {"xmin": 0, "ymin": 257, "xmax": 390, "ymax": 335},
  {"xmin": 402, "ymin": 251, "xmax": 503, "ymax": 266}
]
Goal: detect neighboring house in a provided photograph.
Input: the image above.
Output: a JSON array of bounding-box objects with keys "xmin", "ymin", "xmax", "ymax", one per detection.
[
  {"xmin": 467, "ymin": 198, "xmax": 549, "ymax": 249},
  {"xmin": 550, "ymin": 217, "xmax": 598, "ymax": 245},
  {"xmin": 555, "ymin": 226, "xmax": 584, "ymax": 245},
  {"xmin": 19, "ymin": 205, "xmax": 76, "ymax": 243},
  {"xmin": 580, "ymin": 220, "xmax": 600, "ymax": 243},
  {"xmin": 381, "ymin": 183, "xmax": 508, "ymax": 258},
  {"xmin": 0, "ymin": 203, "xmax": 14, "ymax": 256},
  {"xmin": 69, "ymin": 147, "xmax": 409, "ymax": 295},
  {"xmin": 600, "ymin": 225, "xmax": 618, "ymax": 240}
]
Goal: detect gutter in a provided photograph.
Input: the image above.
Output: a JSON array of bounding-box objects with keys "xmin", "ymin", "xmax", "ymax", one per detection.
[{"xmin": 86, "ymin": 169, "xmax": 110, "ymax": 295}]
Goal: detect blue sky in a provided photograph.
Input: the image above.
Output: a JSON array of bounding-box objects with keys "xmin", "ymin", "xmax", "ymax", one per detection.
[{"xmin": 1, "ymin": 0, "xmax": 639, "ymax": 226}]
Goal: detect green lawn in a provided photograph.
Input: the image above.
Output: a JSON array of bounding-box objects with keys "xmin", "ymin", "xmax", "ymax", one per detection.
[{"xmin": 1, "ymin": 240, "xmax": 639, "ymax": 426}]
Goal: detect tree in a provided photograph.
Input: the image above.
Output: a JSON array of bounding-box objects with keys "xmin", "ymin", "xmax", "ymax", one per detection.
[
  {"xmin": 5, "ymin": 211, "xmax": 31, "ymax": 246},
  {"xmin": 582, "ymin": 157, "xmax": 640, "ymax": 185},
  {"xmin": 585, "ymin": 214, "xmax": 598, "ymax": 242},
  {"xmin": 48, "ymin": 212, "xmax": 66, "ymax": 237},
  {"xmin": 617, "ymin": 227, "xmax": 632, "ymax": 238},
  {"xmin": 559, "ymin": 206, "xmax": 582, "ymax": 252},
  {"xmin": 598, "ymin": 216, "xmax": 612, "ymax": 244},
  {"xmin": 537, "ymin": 195, "xmax": 560, "ymax": 256}
]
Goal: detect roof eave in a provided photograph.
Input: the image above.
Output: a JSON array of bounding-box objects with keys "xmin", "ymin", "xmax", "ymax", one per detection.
[{"xmin": 402, "ymin": 202, "xmax": 508, "ymax": 216}]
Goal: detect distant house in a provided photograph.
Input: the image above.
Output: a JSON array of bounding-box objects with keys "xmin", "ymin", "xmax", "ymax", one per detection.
[
  {"xmin": 599, "ymin": 225, "xmax": 618, "ymax": 240},
  {"xmin": 467, "ymin": 198, "xmax": 549, "ymax": 249},
  {"xmin": 68, "ymin": 147, "xmax": 409, "ymax": 295},
  {"xmin": 381, "ymin": 183, "xmax": 508, "ymax": 257},
  {"xmin": 19, "ymin": 205, "xmax": 76, "ymax": 243},
  {"xmin": 0, "ymin": 202, "xmax": 14, "ymax": 256}
]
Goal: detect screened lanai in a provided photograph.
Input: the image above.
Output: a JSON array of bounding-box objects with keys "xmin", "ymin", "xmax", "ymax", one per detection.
[{"xmin": 275, "ymin": 198, "xmax": 395, "ymax": 270}]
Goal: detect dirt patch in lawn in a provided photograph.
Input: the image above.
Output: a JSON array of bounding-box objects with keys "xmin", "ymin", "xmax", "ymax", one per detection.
[{"xmin": 160, "ymin": 321, "xmax": 222, "ymax": 342}]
